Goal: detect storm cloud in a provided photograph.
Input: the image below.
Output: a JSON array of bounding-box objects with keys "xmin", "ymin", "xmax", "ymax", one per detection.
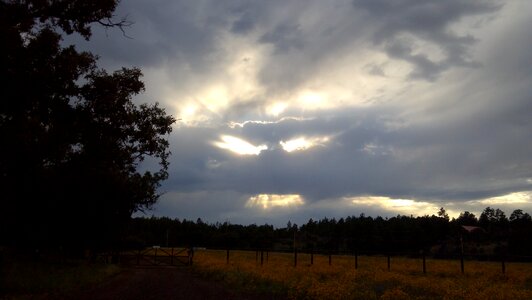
[{"xmin": 69, "ymin": 0, "xmax": 532, "ymax": 226}]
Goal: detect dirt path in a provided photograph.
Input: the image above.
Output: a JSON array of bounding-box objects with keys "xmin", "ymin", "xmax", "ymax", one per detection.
[{"xmin": 63, "ymin": 266, "xmax": 283, "ymax": 300}]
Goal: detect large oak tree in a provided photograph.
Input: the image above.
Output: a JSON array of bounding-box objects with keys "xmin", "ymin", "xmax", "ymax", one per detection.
[{"xmin": 0, "ymin": 0, "xmax": 175, "ymax": 250}]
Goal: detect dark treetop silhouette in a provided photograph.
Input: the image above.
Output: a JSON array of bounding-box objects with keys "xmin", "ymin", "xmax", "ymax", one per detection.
[{"xmin": 0, "ymin": 0, "xmax": 175, "ymax": 251}]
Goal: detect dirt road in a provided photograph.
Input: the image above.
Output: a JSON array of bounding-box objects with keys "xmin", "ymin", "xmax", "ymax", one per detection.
[{"xmin": 66, "ymin": 266, "xmax": 282, "ymax": 300}]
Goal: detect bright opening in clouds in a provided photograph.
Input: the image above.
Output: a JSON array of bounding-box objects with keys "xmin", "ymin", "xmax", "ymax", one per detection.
[
  {"xmin": 267, "ymin": 102, "xmax": 288, "ymax": 117},
  {"xmin": 298, "ymin": 91, "xmax": 326, "ymax": 109},
  {"xmin": 246, "ymin": 194, "xmax": 305, "ymax": 210},
  {"xmin": 280, "ymin": 136, "xmax": 330, "ymax": 152},
  {"xmin": 201, "ymin": 86, "xmax": 230, "ymax": 114},
  {"xmin": 348, "ymin": 196, "xmax": 444, "ymax": 217},
  {"xmin": 472, "ymin": 192, "xmax": 532, "ymax": 205},
  {"xmin": 214, "ymin": 135, "xmax": 267, "ymax": 155}
]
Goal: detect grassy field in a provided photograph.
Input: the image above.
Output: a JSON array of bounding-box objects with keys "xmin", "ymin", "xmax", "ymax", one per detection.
[
  {"xmin": 1, "ymin": 254, "xmax": 120, "ymax": 299},
  {"xmin": 193, "ymin": 249, "xmax": 532, "ymax": 300}
]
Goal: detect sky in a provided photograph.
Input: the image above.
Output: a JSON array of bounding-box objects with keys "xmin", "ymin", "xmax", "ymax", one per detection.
[{"xmin": 68, "ymin": 0, "xmax": 532, "ymax": 226}]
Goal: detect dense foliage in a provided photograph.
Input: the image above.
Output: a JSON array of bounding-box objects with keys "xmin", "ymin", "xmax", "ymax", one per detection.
[
  {"xmin": 0, "ymin": 0, "xmax": 175, "ymax": 250},
  {"xmin": 127, "ymin": 207, "xmax": 532, "ymax": 259}
]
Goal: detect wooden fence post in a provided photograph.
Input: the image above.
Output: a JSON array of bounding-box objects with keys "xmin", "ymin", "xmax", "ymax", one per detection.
[
  {"xmin": 294, "ymin": 249, "xmax": 298, "ymax": 267},
  {"xmin": 188, "ymin": 247, "xmax": 194, "ymax": 266},
  {"xmin": 154, "ymin": 248, "xmax": 157, "ymax": 265},
  {"xmin": 460, "ymin": 255, "xmax": 464, "ymax": 274},
  {"xmin": 422, "ymin": 251, "xmax": 426, "ymax": 274},
  {"xmin": 261, "ymin": 250, "xmax": 264, "ymax": 266},
  {"xmin": 460, "ymin": 235, "xmax": 464, "ymax": 274},
  {"xmin": 171, "ymin": 248, "xmax": 174, "ymax": 266},
  {"xmin": 226, "ymin": 249, "xmax": 230, "ymax": 264},
  {"xmin": 266, "ymin": 251, "xmax": 269, "ymax": 263}
]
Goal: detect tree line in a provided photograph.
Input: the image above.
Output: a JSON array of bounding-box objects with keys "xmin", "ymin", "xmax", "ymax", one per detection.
[{"xmin": 125, "ymin": 207, "xmax": 532, "ymax": 259}]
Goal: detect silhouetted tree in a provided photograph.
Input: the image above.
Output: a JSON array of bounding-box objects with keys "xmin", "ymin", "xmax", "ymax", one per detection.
[
  {"xmin": 0, "ymin": 0, "xmax": 175, "ymax": 250},
  {"xmin": 479, "ymin": 207, "xmax": 509, "ymax": 239},
  {"xmin": 456, "ymin": 211, "xmax": 478, "ymax": 226},
  {"xmin": 508, "ymin": 209, "xmax": 532, "ymax": 256},
  {"xmin": 509, "ymin": 209, "xmax": 531, "ymax": 223},
  {"xmin": 438, "ymin": 207, "xmax": 449, "ymax": 220}
]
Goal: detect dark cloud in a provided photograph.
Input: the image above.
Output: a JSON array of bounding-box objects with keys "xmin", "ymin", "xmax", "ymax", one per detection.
[
  {"xmin": 366, "ymin": 63, "xmax": 386, "ymax": 76},
  {"xmin": 259, "ymin": 22, "xmax": 304, "ymax": 53},
  {"xmin": 352, "ymin": 0, "xmax": 500, "ymax": 33},
  {"xmin": 231, "ymin": 11, "xmax": 256, "ymax": 34},
  {"xmin": 353, "ymin": 0, "xmax": 501, "ymax": 80},
  {"xmin": 66, "ymin": 0, "xmax": 234, "ymax": 72},
  {"xmin": 384, "ymin": 38, "xmax": 445, "ymax": 81}
]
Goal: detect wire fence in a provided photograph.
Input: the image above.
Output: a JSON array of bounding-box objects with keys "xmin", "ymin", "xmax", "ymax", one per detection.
[{"xmin": 207, "ymin": 247, "xmax": 532, "ymax": 275}]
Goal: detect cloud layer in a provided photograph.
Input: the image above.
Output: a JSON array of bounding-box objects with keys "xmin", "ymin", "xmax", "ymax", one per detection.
[{"xmin": 69, "ymin": 0, "xmax": 532, "ymax": 225}]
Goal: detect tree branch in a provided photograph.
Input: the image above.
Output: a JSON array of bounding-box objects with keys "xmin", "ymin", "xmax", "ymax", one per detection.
[{"xmin": 97, "ymin": 15, "xmax": 133, "ymax": 39}]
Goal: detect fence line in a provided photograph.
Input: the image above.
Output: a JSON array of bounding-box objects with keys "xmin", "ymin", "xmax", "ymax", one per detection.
[
  {"xmin": 215, "ymin": 247, "xmax": 530, "ymax": 275},
  {"xmin": 94, "ymin": 245, "xmax": 530, "ymax": 275}
]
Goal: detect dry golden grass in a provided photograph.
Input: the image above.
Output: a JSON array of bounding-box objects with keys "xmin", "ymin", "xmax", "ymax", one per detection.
[{"xmin": 193, "ymin": 249, "xmax": 532, "ymax": 300}]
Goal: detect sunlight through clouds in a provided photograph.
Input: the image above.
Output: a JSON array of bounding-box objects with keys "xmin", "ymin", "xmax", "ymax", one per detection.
[
  {"xmin": 471, "ymin": 192, "xmax": 532, "ymax": 205},
  {"xmin": 266, "ymin": 102, "xmax": 289, "ymax": 117},
  {"xmin": 280, "ymin": 136, "xmax": 330, "ymax": 152},
  {"xmin": 214, "ymin": 135, "xmax": 267, "ymax": 155},
  {"xmin": 201, "ymin": 85, "xmax": 230, "ymax": 114},
  {"xmin": 298, "ymin": 91, "xmax": 324, "ymax": 108},
  {"xmin": 246, "ymin": 194, "xmax": 305, "ymax": 209},
  {"xmin": 348, "ymin": 196, "xmax": 441, "ymax": 217},
  {"xmin": 228, "ymin": 117, "xmax": 314, "ymax": 128}
]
